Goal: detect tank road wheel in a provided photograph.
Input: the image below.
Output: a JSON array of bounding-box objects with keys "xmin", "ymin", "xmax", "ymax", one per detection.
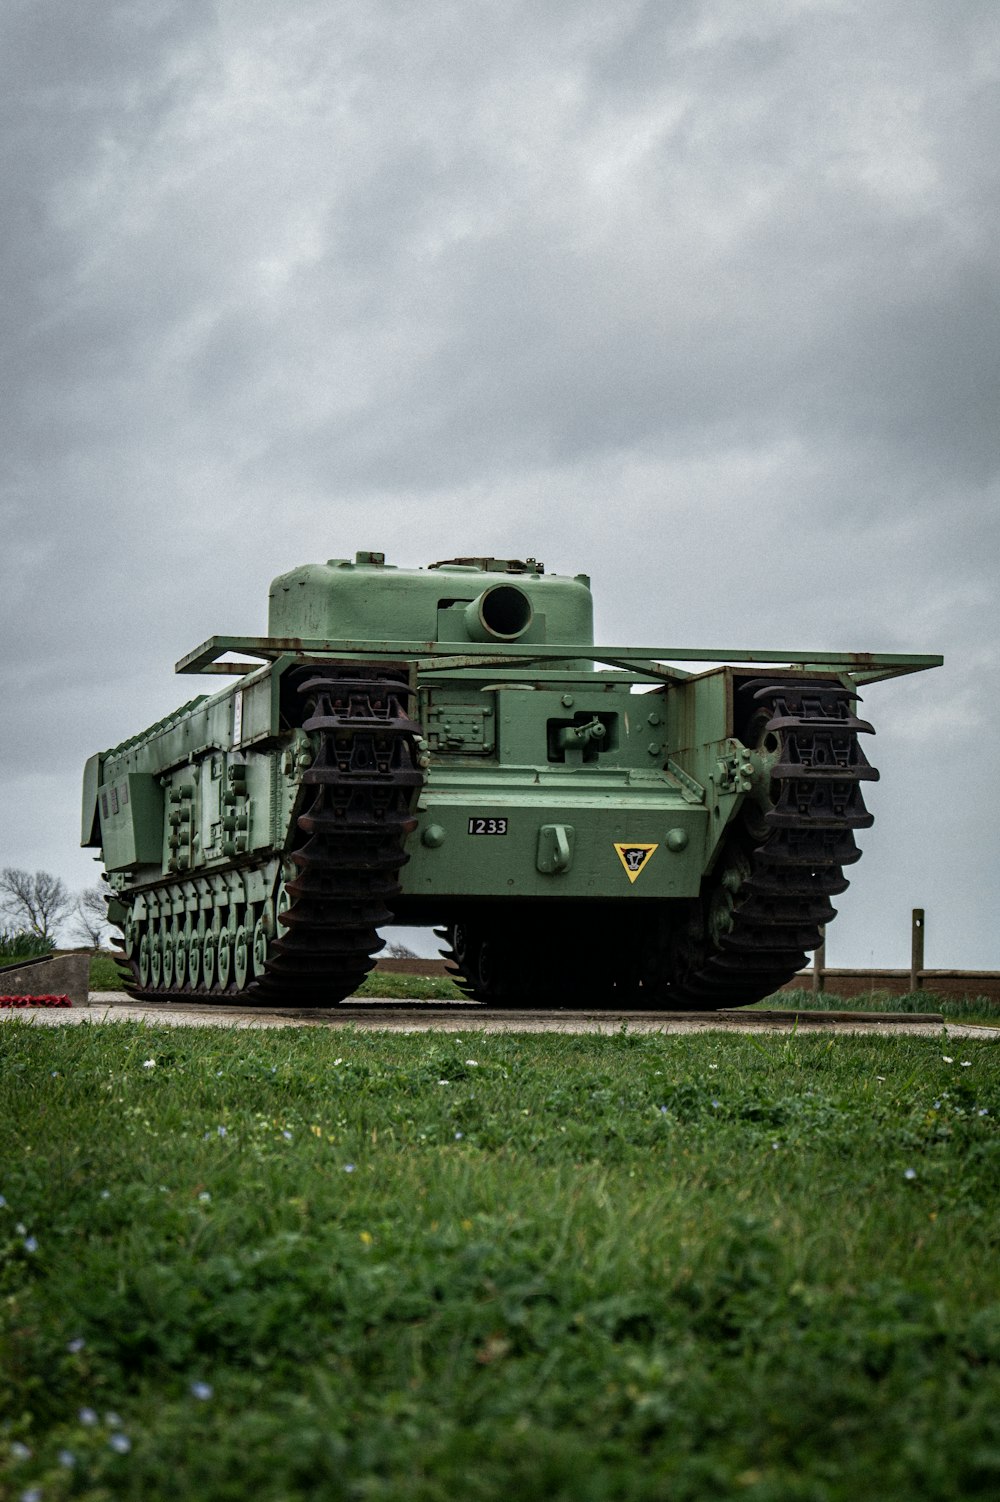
[
  {"xmin": 139, "ymin": 930, "xmax": 152, "ymax": 988},
  {"xmin": 150, "ymin": 926, "xmax": 163, "ymax": 989},
  {"xmin": 233, "ymin": 914, "xmax": 250, "ymax": 992},
  {"xmin": 217, "ymin": 918, "xmax": 233, "ymax": 991},
  {"xmin": 162, "ymin": 921, "xmax": 177, "ymax": 990},
  {"xmin": 252, "ymin": 913, "xmax": 270, "ymax": 979},
  {"xmin": 188, "ymin": 919, "xmax": 203, "ymax": 990},
  {"xmin": 123, "ymin": 912, "xmax": 139, "ymax": 960},
  {"xmin": 440, "ymin": 922, "xmax": 485, "ymax": 1000},
  {"xmin": 175, "ymin": 922, "xmax": 191, "ymax": 989},
  {"xmin": 203, "ymin": 922, "xmax": 218, "ymax": 992},
  {"xmin": 448, "ymin": 923, "xmax": 473, "ymax": 971},
  {"xmin": 440, "ymin": 920, "xmax": 527, "ymax": 1004},
  {"xmin": 472, "ymin": 937, "xmax": 497, "ymax": 997}
]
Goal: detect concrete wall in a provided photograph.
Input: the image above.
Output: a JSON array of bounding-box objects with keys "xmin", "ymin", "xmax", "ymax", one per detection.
[{"xmin": 0, "ymin": 953, "xmax": 91, "ymax": 1004}]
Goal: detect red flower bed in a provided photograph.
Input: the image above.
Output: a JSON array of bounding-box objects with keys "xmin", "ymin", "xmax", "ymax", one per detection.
[{"xmin": 0, "ymin": 994, "xmax": 73, "ymax": 1008}]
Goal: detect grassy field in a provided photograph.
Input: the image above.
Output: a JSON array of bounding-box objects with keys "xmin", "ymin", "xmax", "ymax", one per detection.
[{"xmin": 2, "ymin": 1023, "xmax": 999, "ymax": 1501}]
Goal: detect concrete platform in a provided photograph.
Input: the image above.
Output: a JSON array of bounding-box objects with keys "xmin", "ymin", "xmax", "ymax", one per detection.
[{"xmin": 2, "ymin": 992, "xmax": 994, "ymax": 1040}]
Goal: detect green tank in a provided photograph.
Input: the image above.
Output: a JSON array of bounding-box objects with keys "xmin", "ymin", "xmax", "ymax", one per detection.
[{"xmin": 82, "ymin": 552, "xmax": 941, "ymax": 1008}]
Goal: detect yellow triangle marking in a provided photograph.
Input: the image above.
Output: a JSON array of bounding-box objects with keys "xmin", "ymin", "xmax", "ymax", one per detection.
[{"xmin": 613, "ymin": 842, "xmax": 658, "ymax": 884}]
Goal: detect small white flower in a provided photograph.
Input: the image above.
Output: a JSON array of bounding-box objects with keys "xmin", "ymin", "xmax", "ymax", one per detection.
[
  {"xmin": 142, "ymin": 1059, "xmax": 156, "ymax": 1069},
  {"xmin": 58, "ymin": 1449, "xmax": 76, "ymax": 1468},
  {"xmin": 23, "ymin": 1235, "xmax": 38, "ymax": 1254},
  {"xmin": 0, "ymin": 1194, "xmax": 6, "ymax": 1207},
  {"xmin": 105, "ymin": 1412, "xmax": 123, "ymax": 1428},
  {"xmin": 942, "ymin": 1056, "xmax": 953, "ymax": 1064},
  {"xmin": 15, "ymin": 1221, "xmax": 26, "ymax": 1235},
  {"xmin": 771, "ymin": 1142, "xmax": 780, "ymax": 1151},
  {"xmin": 961, "ymin": 1061, "xmax": 972, "ymax": 1068},
  {"xmin": 217, "ymin": 1125, "xmax": 227, "ymax": 1138},
  {"xmin": 711, "ymin": 1099, "xmax": 721, "ymax": 1109},
  {"xmin": 876, "ymin": 1076, "xmax": 886, "ymax": 1082},
  {"xmin": 11, "ymin": 1440, "xmax": 32, "ymax": 1460},
  {"xmin": 79, "ymin": 1407, "xmax": 98, "ymax": 1426},
  {"xmin": 20, "ymin": 1488, "xmax": 43, "ymax": 1502},
  {"xmin": 437, "ymin": 1079, "xmax": 449, "ymax": 1086},
  {"xmin": 904, "ymin": 1168, "xmax": 917, "ymax": 1181},
  {"xmin": 465, "ymin": 1060, "xmax": 479, "ymax": 1067},
  {"xmin": 67, "ymin": 1337, "xmax": 85, "ymax": 1353},
  {"xmin": 708, "ymin": 1064, "xmax": 718, "ymax": 1070},
  {"xmin": 100, "ymin": 1190, "xmax": 111, "ymax": 1200},
  {"xmin": 454, "ymin": 1131, "xmax": 463, "ymax": 1140},
  {"xmin": 333, "ymin": 1058, "xmax": 343, "ymax": 1066},
  {"xmin": 659, "ymin": 1106, "xmax": 669, "ymax": 1115},
  {"xmin": 979, "ymin": 1108, "xmax": 989, "ymax": 1117},
  {"xmin": 108, "ymin": 1433, "xmax": 131, "ymax": 1454},
  {"xmin": 282, "ymin": 1130, "xmax": 293, "ymax": 1141},
  {"xmin": 343, "ymin": 1163, "xmax": 355, "ymax": 1173},
  {"xmin": 189, "ymin": 1380, "xmax": 213, "ymax": 1400},
  {"xmin": 198, "ymin": 1191, "xmax": 211, "ymax": 1203}
]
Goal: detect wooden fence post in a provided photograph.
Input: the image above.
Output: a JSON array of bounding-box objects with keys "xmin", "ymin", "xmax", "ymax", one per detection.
[{"xmin": 910, "ymin": 909, "xmax": 925, "ymax": 993}]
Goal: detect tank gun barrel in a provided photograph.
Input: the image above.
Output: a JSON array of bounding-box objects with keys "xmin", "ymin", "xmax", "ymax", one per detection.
[{"xmin": 556, "ymin": 718, "xmax": 607, "ymax": 750}]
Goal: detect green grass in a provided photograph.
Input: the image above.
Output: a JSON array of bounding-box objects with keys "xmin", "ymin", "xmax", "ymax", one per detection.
[
  {"xmin": 86, "ymin": 952, "xmax": 465, "ymax": 1000},
  {"xmin": 753, "ymin": 987, "xmax": 1000, "ymax": 1028},
  {"xmin": 2, "ymin": 1025, "xmax": 999, "ymax": 1500},
  {"xmin": 0, "ymin": 931, "xmax": 54, "ymax": 970}
]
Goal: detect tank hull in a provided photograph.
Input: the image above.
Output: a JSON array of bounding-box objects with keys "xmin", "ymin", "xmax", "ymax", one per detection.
[{"xmin": 83, "ymin": 553, "xmax": 941, "ymax": 1007}]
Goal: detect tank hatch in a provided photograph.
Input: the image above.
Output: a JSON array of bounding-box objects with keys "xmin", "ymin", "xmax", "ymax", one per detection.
[{"xmin": 428, "ymin": 557, "xmax": 544, "ymax": 574}]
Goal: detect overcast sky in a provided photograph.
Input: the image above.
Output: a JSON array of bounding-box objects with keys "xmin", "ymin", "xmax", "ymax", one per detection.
[{"xmin": 2, "ymin": 0, "xmax": 997, "ymax": 967}]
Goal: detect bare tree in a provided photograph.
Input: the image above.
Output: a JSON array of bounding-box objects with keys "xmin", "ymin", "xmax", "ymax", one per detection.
[
  {"xmin": 384, "ymin": 939, "xmax": 418, "ymax": 959},
  {"xmin": 0, "ymin": 868, "xmax": 73, "ymax": 943},
  {"xmin": 72, "ymin": 878, "xmax": 116, "ymax": 950}
]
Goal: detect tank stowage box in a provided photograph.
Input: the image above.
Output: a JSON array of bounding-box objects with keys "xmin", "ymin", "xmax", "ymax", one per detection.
[{"xmin": 83, "ymin": 552, "xmax": 941, "ymax": 1008}]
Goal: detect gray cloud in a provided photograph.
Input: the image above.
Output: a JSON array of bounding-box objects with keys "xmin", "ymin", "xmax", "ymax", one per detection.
[{"xmin": 2, "ymin": 0, "xmax": 997, "ymax": 964}]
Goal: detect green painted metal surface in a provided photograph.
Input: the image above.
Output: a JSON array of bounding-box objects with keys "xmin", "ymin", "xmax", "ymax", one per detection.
[{"xmin": 83, "ymin": 552, "xmax": 942, "ymax": 1005}]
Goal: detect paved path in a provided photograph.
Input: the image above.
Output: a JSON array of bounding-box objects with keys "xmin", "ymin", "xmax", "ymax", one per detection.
[{"xmin": 3, "ymin": 992, "xmax": 994, "ymax": 1040}]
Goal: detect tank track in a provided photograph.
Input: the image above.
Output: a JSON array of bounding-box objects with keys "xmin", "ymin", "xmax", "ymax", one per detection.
[
  {"xmin": 116, "ymin": 665, "xmax": 422, "ymax": 1005},
  {"xmin": 657, "ymin": 679, "xmax": 878, "ymax": 1008},
  {"xmin": 441, "ymin": 680, "xmax": 877, "ymax": 1009}
]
